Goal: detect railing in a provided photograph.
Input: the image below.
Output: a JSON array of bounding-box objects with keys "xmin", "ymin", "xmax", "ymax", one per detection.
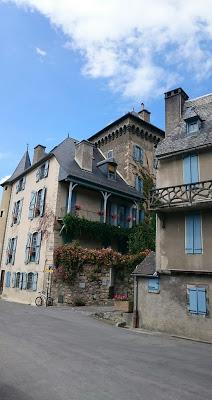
[{"xmin": 149, "ymin": 180, "xmax": 212, "ymax": 209}]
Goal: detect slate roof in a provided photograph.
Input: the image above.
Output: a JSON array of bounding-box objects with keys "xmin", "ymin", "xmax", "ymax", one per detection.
[
  {"xmin": 132, "ymin": 251, "xmax": 156, "ymax": 276},
  {"xmin": 3, "ymin": 137, "xmax": 141, "ymax": 200},
  {"xmin": 88, "ymin": 111, "xmax": 164, "ymax": 141},
  {"xmin": 156, "ymin": 93, "xmax": 212, "ymax": 159},
  {"xmin": 8, "ymin": 150, "xmax": 31, "ymax": 182},
  {"xmin": 52, "ymin": 138, "xmax": 141, "ymax": 199}
]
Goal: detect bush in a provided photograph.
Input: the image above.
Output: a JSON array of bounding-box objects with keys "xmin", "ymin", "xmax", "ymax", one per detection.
[{"xmin": 73, "ymin": 298, "xmax": 86, "ymax": 307}]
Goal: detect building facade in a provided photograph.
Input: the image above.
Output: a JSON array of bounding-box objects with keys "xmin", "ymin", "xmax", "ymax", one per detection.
[
  {"xmin": 133, "ymin": 89, "xmax": 212, "ymax": 342},
  {"xmin": 0, "ymin": 137, "xmax": 142, "ymax": 305}
]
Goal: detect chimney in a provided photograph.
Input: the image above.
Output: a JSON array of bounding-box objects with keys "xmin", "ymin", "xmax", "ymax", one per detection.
[
  {"xmin": 165, "ymin": 88, "xmax": 189, "ymax": 135},
  {"xmin": 33, "ymin": 145, "xmax": 46, "ymax": 164},
  {"xmin": 75, "ymin": 140, "xmax": 93, "ymax": 172},
  {"xmin": 138, "ymin": 103, "xmax": 151, "ymax": 123}
]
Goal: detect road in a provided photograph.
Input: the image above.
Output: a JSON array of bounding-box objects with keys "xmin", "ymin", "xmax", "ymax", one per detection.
[{"xmin": 0, "ymin": 300, "xmax": 211, "ymax": 400}]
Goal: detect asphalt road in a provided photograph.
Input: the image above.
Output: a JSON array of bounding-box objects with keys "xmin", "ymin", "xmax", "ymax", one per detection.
[{"xmin": 0, "ymin": 301, "xmax": 211, "ymax": 400}]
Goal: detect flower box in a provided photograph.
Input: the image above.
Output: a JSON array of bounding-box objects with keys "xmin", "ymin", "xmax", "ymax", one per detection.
[{"xmin": 114, "ymin": 299, "xmax": 133, "ymax": 313}]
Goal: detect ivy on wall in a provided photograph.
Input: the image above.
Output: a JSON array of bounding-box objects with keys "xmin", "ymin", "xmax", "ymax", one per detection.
[
  {"xmin": 54, "ymin": 243, "xmax": 149, "ymax": 283},
  {"xmin": 62, "ymin": 214, "xmax": 130, "ymax": 252}
]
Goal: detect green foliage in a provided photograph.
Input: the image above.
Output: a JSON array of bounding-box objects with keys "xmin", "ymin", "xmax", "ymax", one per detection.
[
  {"xmin": 73, "ymin": 298, "xmax": 86, "ymax": 307},
  {"xmin": 62, "ymin": 214, "xmax": 130, "ymax": 252},
  {"xmin": 128, "ymin": 213, "xmax": 156, "ymax": 254},
  {"xmin": 54, "ymin": 243, "xmax": 150, "ymax": 283}
]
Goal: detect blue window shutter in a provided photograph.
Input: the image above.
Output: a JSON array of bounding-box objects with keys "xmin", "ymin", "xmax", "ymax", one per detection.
[
  {"xmin": 71, "ymin": 190, "xmax": 77, "ymax": 213},
  {"xmin": 100, "ymin": 198, "xmax": 104, "ymax": 223},
  {"xmin": 28, "ymin": 191, "xmax": 36, "ymax": 220},
  {"xmin": 111, "ymin": 203, "xmax": 117, "ymax": 226},
  {"xmin": 183, "ymin": 156, "xmax": 191, "ymax": 184},
  {"xmin": 22, "ymin": 273, "xmax": 27, "ymax": 290},
  {"xmin": 12, "ymin": 272, "xmax": 16, "ymax": 288},
  {"xmin": 188, "ymin": 288, "xmax": 197, "ymax": 313},
  {"xmin": 140, "ymin": 148, "xmax": 144, "ymax": 164},
  {"xmin": 148, "ymin": 277, "xmax": 160, "ymax": 293},
  {"xmin": 35, "ymin": 231, "xmax": 42, "ymax": 264},
  {"xmin": 197, "ymin": 288, "xmax": 206, "ymax": 314},
  {"xmin": 190, "ymin": 155, "xmax": 199, "ymax": 183},
  {"xmin": 185, "ymin": 215, "xmax": 194, "ymax": 254},
  {"xmin": 19, "ymin": 273, "xmax": 23, "ymax": 289},
  {"xmin": 193, "ymin": 214, "xmax": 202, "ymax": 254},
  {"xmin": 5, "ymin": 271, "xmax": 11, "ymax": 288},
  {"xmin": 135, "ymin": 176, "xmax": 139, "ymax": 191},
  {"xmin": 40, "ymin": 187, "xmax": 46, "ymax": 217},
  {"xmin": 11, "ymin": 236, "xmax": 17, "ymax": 265},
  {"xmin": 33, "ymin": 273, "xmax": 38, "ymax": 291},
  {"xmin": 44, "ymin": 160, "xmax": 49, "ymax": 178}
]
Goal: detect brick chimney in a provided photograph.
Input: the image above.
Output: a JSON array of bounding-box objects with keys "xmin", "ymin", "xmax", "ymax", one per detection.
[
  {"xmin": 165, "ymin": 88, "xmax": 189, "ymax": 135},
  {"xmin": 138, "ymin": 103, "xmax": 151, "ymax": 123},
  {"xmin": 75, "ymin": 140, "xmax": 93, "ymax": 172},
  {"xmin": 33, "ymin": 145, "xmax": 46, "ymax": 164}
]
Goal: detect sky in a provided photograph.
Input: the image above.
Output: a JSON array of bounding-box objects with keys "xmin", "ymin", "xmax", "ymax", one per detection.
[{"xmin": 0, "ymin": 0, "xmax": 212, "ymax": 185}]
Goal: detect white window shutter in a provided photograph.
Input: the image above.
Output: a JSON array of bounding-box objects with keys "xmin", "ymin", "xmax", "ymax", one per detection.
[
  {"xmin": 12, "ymin": 272, "xmax": 16, "ymax": 288},
  {"xmin": 22, "ymin": 176, "xmax": 26, "ymax": 190},
  {"xmin": 36, "ymin": 168, "xmax": 40, "ymax": 182},
  {"xmin": 11, "ymin": 236, "xmax": 17, "ymax": 265},
  {"xmin": 19, "ymin": 273, "xmax": 23, "ymax": 289},
  {"xmin": 17, "ymin": 199, "xmax": 23, "ymax": 224},
  {"xmin": 11, "ymin": 202, "xmax": 16, "ymax": 226},
  {"xmin": 6, "ymin": 239, "xmax": 11, "ymax": 265},
  {"xmin": 16, "ymin": 181, "xmax": 20, "ymax": 193},
  {"xmin": 22, "ymin": 273, "xmax": 27, "ymax": 290}
]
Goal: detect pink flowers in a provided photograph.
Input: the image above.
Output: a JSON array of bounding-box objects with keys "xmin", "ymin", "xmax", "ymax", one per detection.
[{"xmin": 113, "ymin": 294, "xmax": 128, "ymax": 301}]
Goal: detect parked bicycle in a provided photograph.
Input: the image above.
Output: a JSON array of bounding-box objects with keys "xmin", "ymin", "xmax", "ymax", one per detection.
[{"xmin": 35, "ymin": 291, "xmax": 53, "ymax": 307}]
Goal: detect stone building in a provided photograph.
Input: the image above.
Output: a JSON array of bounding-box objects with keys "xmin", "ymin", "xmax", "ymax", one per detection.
[
  {"xmin": 89, "ymin": 106, "xmax": 164, "ymax": 188},
  {"xmin": 133, "ymin": 88, "xmax": 212, "ymax": 342},
  {"xmin": 0, "ymin": 137, "xmax": 141, "ymax": 305}
]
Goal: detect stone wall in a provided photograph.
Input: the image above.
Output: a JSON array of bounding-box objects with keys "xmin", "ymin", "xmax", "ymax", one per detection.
[{"xmin": 51, "ymin": 265, "xmax": 134, "ymax": 306}]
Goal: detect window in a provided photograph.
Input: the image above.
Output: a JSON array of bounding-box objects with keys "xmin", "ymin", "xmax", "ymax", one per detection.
[
  {"xmin": 16, "ymin": 272, "xmax": 21, "ymax": 288},
  {"xmin": 16, "ymin": 176, "xmax": 26, "ymax": 193},
  {"xmin": 148, "ymin": 277, "xmax": 160, "ymax": 293},
  {"xmin": 183, "ymin": 154, "xmax": 199, "ymax": 184},
  {"xmin": 5, "ymin": 271, "xmax": 11, "ymax": 288},
  {"xmin": 108, "ymin": 164, "xmax": 116, "ymax": 180},
  {"xmin": 27, "ymin": 272, "xmax": 34, "ymax": 290},
  {"xmin": 107, "ymin": 150, "xmax": 113, "ymax": 159},
  {"xmin": 186, "ymin": 119, "xmax": 199, "ymax": 134},
  {"xmin": 6, "ymin": 237, "xmax": 17, "ymax": 265},
  {"xmin": 133, "ymin": 145, "xmax": 144, "ymax": 164},
  {"xmin": 188, "ymin": 287, "xmax": 207, "ymax": 315},
  {"xmin": 36, "ymin": 161, "xmax": 49, "ymax": 182},
  {"xmin": 11, "ymin": 199, "xmax": 23, "ymax": 225},
  {"xmin": 107, "ymin": 203, "xmax": 131, "ymax": 228},
  {"xmin": 28, "ymin": 188, "xmax": 46, "ymax": 220},
  {"xmin": 135, "ymin": 176, "xmax": 143, "ymax": 194},
  {"xmin": 185, "ymin": 213, "xmax": 202, "ymax": 254},
  {"xmin": 25, "ymin": 232, "xmax": 42, "ymax": 264},
  {"xmin": 0, "ymin": 210, "xmax": 3, "ymax": 217}
]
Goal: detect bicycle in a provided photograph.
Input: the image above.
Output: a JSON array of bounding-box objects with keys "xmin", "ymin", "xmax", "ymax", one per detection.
[{"xmin": 35, "ymin": 291, "xmax": 53, "ymax": 307}]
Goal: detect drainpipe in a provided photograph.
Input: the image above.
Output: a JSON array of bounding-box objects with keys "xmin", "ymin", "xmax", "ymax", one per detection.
[{"xmin": 132, "ymin": 275, "xmax": 139, "ymax": 328}]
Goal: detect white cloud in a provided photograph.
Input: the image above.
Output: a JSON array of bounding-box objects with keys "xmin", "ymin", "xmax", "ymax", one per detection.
[
  {"xmin": 3, "ymin": 0, "xmax": 212, "ymax": 99},
  {"xmin": 0, "ymin": 175, "xmax": 10, "ymax": 185},
  {"xmin": 36, "ymin": 47, "xmax": 47, "ymax": 57}
]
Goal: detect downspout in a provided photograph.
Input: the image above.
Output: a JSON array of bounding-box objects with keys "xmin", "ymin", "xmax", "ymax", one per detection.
[{"xmin": 132, "ymin": 275, "xmax": 139, "ymax": 328}]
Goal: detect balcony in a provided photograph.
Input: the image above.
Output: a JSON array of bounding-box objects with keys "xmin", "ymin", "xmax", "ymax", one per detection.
[{"xmin": 149, "ymin": 180, "xmax": 212, "ymax": 211}]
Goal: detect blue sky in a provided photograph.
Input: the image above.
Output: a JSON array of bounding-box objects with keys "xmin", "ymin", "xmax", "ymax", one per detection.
[{"xmin": 0, "ymin": 0, "xmax": 212, "ymax": 184}]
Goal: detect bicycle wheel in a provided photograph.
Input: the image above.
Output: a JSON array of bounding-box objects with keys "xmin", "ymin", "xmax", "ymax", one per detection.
[{"xmin": 35, "ymin": 296, "xmax": 43, "ymax": 306}]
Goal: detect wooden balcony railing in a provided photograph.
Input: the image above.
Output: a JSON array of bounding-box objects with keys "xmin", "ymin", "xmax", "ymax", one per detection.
[{"xmin": 149, "ymin": 180, "xmax": 212, "ymax": 210}]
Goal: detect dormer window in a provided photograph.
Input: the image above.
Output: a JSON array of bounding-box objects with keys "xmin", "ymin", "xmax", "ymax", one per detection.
[
  {"xmin": 108, "ymin": 164, "xmax": 116, "ymax": 180},
  {"xmin": 186, "ymin": 117, "xmax": 201, "ymax": 135}
]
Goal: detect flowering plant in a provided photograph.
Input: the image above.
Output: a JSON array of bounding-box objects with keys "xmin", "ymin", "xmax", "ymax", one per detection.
[
  {"xmin": 113, "ymin": 294, "xmax": 128, "ymax": 301},
  {"xmin": 97, "ymin": 210, "xmax": 104, "ymax": 216},
  {"xmin": 75, "ymin": 204, "xmax": 81, "ymax": 211}
]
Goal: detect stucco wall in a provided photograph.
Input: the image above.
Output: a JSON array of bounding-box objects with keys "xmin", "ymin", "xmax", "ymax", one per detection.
[
  {"xmin": 137, "ymin": 274, "xmax": 212, "ymax": 342},
  {"xmin": 156, "ymin": 211, "xmax": 212, "ymax": 273},
  {"xmin": 1, "ymin": 156, "xmax": 60, "ymax": 305},
  {"xmin": 157, "ymin": 151, "xmax": 212, "ymax": 188},
  {"xmin": 0, "ymin": 185, "xmax": 12, "ymax": 263}
]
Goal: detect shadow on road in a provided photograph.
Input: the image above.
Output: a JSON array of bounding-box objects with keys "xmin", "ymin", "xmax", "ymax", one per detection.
[{"xmin": 0, "ymin": 384, "xmax": 33, "ymax": 400}]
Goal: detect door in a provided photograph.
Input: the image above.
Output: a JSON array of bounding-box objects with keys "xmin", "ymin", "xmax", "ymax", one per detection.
[{"xmin": 0, "ymin": 270, "xmax": 5, "ymax": 294}]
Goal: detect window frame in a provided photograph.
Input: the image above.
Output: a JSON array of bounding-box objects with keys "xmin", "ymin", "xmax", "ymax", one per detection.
[{"xmin": 148, "ymin": 277, "xmax": 160, "ymax": 293}]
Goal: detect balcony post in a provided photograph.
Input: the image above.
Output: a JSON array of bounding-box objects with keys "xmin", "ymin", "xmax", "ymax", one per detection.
[
  {"xmin": 67, "ymin": 182, "xmax": 78, "ymax": 214},
  {"xmin": 134, "ymin": 201, "xmax": 139, "ymax": 225},
  {"xmin": 100, "ymin": 191, "xmax": 111, "ymax": 223}
]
